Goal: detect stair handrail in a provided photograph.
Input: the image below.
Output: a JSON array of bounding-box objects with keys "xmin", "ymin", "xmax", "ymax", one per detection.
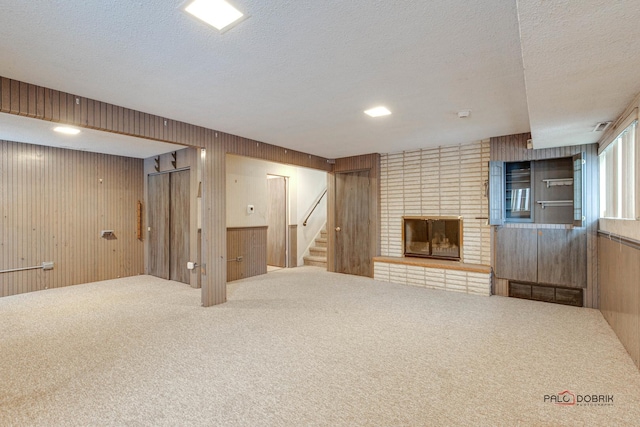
[{"xmin": 303, "ymin": 189, "xmax": 327, "ymax": 226}]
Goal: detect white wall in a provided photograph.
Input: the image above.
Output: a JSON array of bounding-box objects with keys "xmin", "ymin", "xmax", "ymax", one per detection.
[{"xmin": 225, "ymin": 155, "xmax": 327, "ymax": 264}]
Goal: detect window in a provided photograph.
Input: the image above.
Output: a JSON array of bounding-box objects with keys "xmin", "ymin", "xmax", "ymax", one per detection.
[{"xmin": 599, "ymin": 120, "xmax": 636, "ymax": 218}]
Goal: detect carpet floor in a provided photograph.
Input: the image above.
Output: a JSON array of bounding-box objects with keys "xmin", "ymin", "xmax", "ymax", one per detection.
[{"xmin": 1, "ymin": 267, "xmax": 639, "ymax": 426}]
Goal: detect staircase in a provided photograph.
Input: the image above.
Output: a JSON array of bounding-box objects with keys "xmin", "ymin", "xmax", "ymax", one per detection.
[{"xmin": 303, "ymin": 228, "xmax": 327, "ymax": 268}]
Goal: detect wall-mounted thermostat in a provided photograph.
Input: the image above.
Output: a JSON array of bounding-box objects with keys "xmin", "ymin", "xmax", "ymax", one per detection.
[{"xmin": 247, "ymin": 205, "xmax": 255, "ymax": 214}]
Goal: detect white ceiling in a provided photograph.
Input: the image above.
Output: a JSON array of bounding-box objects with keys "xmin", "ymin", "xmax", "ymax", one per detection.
[
  {"xmin": 0, "ymin": 1, "xmax": 638, "ymax": 158},
  {"xmin": 517, "ymin": 0, "xmax": 640, "ymax": 149}
]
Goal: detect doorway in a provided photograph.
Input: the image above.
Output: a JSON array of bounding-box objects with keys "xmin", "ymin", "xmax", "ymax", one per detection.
[
  {"xmin": 334, "ymin": 170, "xmax": 370, "ymax": 276},
  {"xmin": 148, "ymin": 169, "xmax": 190, "ymax": 284},
  {"xmin": 266, "ymin": 175, "xmax": 287, "ymax": 269}
]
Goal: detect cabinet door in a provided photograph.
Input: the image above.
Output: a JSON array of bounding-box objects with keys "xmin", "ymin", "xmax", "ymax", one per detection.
[
  {"xmin": 572, "ymin": 152, "xmax": 585, "ymax": 227},
  {"xmin": 494, "ymin": 227, "xmax": 537, "ymax": 282},
  {"xmin": 488, "ymin": 161, "xmax": 504, "ymax": 225},
  {"xmin": 537, "ymin": 229, "xmax": 586, "ymax": 288}
]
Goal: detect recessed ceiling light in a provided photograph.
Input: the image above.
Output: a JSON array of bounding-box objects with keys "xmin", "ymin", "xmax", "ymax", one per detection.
[
  {"xmin": 364, "ymin": 106, "xmax": 392, "ymax": 117},
  {"xmin": 53, "ymin": 126, "xmax": 81, "ymax": 135},
  {"xmin": 185, "ymin": 0, "xmax": 245, "ymax": 32}
]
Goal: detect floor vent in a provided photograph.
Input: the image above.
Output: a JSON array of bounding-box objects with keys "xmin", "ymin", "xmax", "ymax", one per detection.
[{"xmin": 509, "ymin": 282, "xmax": 583, "ymax": 307}]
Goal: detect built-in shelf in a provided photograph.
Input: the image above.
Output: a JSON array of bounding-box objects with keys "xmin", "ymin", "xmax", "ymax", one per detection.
[
  {"xmin": 542, "ymin": 178, "xmax": 573, "ymax": 188},
  {"xmin": 536, "ymin": 200, "xmax": 573, "ymax": 209}
]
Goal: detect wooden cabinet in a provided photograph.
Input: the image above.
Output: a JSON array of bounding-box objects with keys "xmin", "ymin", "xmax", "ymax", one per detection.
[
  {"xmin": 489, "ymin": 154, "xmax": 584, "ymax": 227},
  {"xmin": 494, "ymin": 227, "xmax": 587, "ymax": 288},
  {"xmin": 495, "ymin": 228, "xmax": 537, "ymax": 282},
  {"xmin": 537, "ymin": 229, "xmax": 586, "ymax": 288}
]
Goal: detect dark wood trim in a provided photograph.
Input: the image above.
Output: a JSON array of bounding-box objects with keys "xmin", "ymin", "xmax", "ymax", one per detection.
[{"xmin": 598, "ymin": 230, "xmax": 640, "ymax": 251}]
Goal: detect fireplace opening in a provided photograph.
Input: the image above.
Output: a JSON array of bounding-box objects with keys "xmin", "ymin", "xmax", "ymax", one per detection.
[{"xmin": 403, "ymin": 216, "xmax": 462, "ymax": 261}]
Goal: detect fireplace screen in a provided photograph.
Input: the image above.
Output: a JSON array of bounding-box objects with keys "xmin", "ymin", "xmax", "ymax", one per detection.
[{"xmin": 403, "ymin": 217, "xmax": 462, "ymax": 261}]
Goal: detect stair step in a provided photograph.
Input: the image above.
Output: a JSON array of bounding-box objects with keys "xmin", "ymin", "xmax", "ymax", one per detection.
[
  {"xmin": 304, "ymin": 255, "xmax": 327, "ymax": 268},
  {"xmin": 320, "ymin": 229, "xmax": 327, "ymax": 238},
  {"xmin": 309, "ymin": 246, "xmax": 327, "ymax": 257},
  {"xmin": 315, "ymin": 237, "xmax": 327, "ymax": 248}
]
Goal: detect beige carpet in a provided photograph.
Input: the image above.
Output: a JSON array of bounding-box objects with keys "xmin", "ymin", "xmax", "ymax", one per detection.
[{"xmin": 1, "ymin": 267, "xmax": 639, "ymax": 426}]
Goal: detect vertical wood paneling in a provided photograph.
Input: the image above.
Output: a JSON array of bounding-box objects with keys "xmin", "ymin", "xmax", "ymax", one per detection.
[
  {"xmin": 226, "ymin": 227, "xmax": 267, "ymax": 282},
  {"xmin": 599, "ymin": 235, "xmax": 640, "ymax": 369},
  {"xmin": 0, "ymin": 140, "xmax": 144, "ymax": 297},
  {"xmin": 201, "ymin": 140, "xmax": 227, "ymax": 306}
]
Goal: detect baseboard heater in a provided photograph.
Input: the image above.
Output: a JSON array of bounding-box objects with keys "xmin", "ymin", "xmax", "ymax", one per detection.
[{"xmin": 509, "ymin": 281, "xmax": 583, "ymax": 307}]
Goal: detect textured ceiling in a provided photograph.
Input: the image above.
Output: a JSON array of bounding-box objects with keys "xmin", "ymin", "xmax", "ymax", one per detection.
[
  {"xmin": 0, "ymin": 1, "xmax": 638, "ymax": 158},
  {"xmin": 517, "ymin": 0, "xmax": 640, "ymax": 149}
]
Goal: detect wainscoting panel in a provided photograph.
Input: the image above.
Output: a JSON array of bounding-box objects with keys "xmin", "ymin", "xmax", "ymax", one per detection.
[
  {"xmin": 599, "ymin": 234, "xmax": 640, "ymax": 369},
  {"xmin": 226, "ymin": 227, "xmax": 267, "ymax": 282},
  {"xmin": 0, "ymin": 140, "xmax": 144, "ymax": 297}
]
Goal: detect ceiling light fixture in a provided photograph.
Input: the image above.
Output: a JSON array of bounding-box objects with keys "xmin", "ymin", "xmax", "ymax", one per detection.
[
  {"xmin": 185, "ymin": 0, "xmax": 245, "ymax": 32},
  {"xmin": 364, "ymin": 106, "xmax": 392, "ymax": 118},
  {"xmin": 53, "ymin": 126, "xmax": 81, "ymax": 135},
  {"xmin": 458, "ymin": 110, "xmax": 471, "ymax": 119}
]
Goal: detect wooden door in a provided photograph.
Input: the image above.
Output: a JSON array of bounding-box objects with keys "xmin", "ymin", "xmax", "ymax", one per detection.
[
  {"xmin": 267, "ymin": 176, "xmax": 286, "ymax": 267},
  {"xmin": 169, "ymin": 170, "xmax": 190, "ymax": 284},
  {"xmin": 148, "ymin": 173, "xmax": 170, "ymax": 279},
  {"xmin": 335, "ymin": 170, "xmax": 370, "ymax": 276}
]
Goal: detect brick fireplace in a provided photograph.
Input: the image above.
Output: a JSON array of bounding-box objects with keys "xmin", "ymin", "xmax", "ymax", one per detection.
[{"xmin": 403, "ymin": 216, "xmax": 463, "ymax": 261}]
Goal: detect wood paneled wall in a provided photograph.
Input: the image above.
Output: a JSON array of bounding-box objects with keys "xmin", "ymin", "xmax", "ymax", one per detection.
[
  {"xmin": 490, "ymin": 134, "xmax": 599, "ymax": 307},
  {"xmin": 0, "ymin": 140, "xmax": 144, "ymax": 297},
  {"xmin": 327, "ymin": 154, "xmax": 380, "ymax": 276},
  {"xmin": 226, "ymin": 227, "xmax": 267, "ymax": 282},
  {"xmin": 1, "ymin": 75, "xmax": 334, "ymax": 306},
  {"xmin": 599, "ymin": 234, "xmax": 640, "ymax": 369}
]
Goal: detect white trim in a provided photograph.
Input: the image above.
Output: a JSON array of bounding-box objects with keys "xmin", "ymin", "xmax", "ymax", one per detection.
[{"xmin": 599, "ymin": 108, "xmax": 638, "ymax": 155}]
